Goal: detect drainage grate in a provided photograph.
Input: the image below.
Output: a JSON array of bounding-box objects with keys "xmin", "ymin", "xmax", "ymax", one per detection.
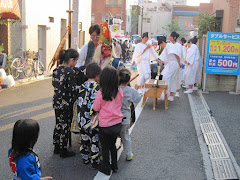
[
  {"xmin": 200, "ymin": 123, "xmax": 216, "ymax": 133},
  {"xmin": 196, "ymin": 109, "xmax": 211, "ymax": 117},
  {"xmin": 212, "ymin": 159, "xmax": 238, "ymax": 180},
  {"xmin": 199, "ymin": 116, "xmax": 212, "ymax": 124},
  {"xmin": 209, "ymin": 144, "xmax": 229, "ymax": 159},
  {"xmin": 193, "ymin": 99, "xmax": 203, "ymax": 106},
  {"xmin": 203, "ymin": 132, "xmax": 222, "ymax": 145},
  {"xmin": 194, "ymin": 104, "xmax": 206, "ymax": 111}
]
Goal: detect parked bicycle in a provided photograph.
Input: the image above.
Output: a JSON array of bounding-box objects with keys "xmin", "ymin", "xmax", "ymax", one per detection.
[
  {"xmin": 11, "ymin": 48, "xmax": 33, "ymax": 79},
  {"xmin": 32, "ymin": 48, "xmax": 44, "ymax": 77}
]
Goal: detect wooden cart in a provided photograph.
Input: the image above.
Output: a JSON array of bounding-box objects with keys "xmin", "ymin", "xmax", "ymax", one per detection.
[{"xmin": 141, "ymin": 79, "xmax": 168, "ymax": 110}]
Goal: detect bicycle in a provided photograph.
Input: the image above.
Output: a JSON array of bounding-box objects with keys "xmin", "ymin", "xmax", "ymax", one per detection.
[
  {"xmin": 32, "ymin": 48, "xmax": 44, "ymax": 77},
  {"xmin": 11, "ymin": 48, "xmax": 33, "ymax": 79}
]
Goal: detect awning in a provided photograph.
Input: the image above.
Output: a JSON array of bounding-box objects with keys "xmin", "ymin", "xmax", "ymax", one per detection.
[{"xmin": 0, "ymin": 0, "xmax": 21, "ymax": 19}]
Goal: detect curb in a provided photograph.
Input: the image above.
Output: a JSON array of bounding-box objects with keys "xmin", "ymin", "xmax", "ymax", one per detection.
[
  {"xmin": 0, "ymin": 74, "xmax": 52, "ymax": 92},
  {"xmin": 15, "ymin": 74, "xmax": 52, "ymax": 86}
]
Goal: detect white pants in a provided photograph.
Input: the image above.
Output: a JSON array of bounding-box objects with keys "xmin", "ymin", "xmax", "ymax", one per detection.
[{"xmin": 120, "ymin": 124, "xmax": 132, "ymax": 158}]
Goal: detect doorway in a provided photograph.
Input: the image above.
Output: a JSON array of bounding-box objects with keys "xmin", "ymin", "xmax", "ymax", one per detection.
[{"xmin": 38, "ymin": 25, "xmax": 47, "ymax": 69}]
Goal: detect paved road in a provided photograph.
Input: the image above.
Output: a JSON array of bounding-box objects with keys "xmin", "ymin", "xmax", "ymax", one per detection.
[
  {"xmin": 0, "ymin": 78, "xmax": 207, "ymax": 179},
  {"xmin": 203, "ymin": 92, "xmax": 240, "ymax": 166}
]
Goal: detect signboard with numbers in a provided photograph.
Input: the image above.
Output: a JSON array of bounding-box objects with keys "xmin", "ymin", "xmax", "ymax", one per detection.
[{"xmin": 205, "ymin": 32, "xmax": 240, "ymax": 75}]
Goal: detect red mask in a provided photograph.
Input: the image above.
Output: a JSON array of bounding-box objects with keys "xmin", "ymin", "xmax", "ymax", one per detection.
[{"xmin": 101, "ymin": 45, "xmax": 112, "ymax": 58}]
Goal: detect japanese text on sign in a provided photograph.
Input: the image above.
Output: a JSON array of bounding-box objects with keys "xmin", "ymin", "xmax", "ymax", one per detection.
[{"xmin": 206, "ymin": 32, "xmax": 240, "ymax": 75}]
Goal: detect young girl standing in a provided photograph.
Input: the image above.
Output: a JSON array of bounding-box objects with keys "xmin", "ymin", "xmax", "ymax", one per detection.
[
  {"xmin": 52, "ymin": 49, "xmax": 78, "ymax": 158},
  {"xmin": 8, "ymin": 119, "xmax": 52, "ymax": 180},
  {"xmin": 92, "ymin": 66, "xmax": 123, "ymax": 176}
]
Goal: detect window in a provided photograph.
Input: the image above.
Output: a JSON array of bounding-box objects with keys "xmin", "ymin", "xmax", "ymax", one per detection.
[
  {"xmin": 49, "ymin": 17, "xmax": 54, "ymax": 23},
  {"xmin": 147, "ymin": 18, "xmax": 151, "ymax": 23},
  {"xmin": 91, "ymin": 15, "xmax": 95, "ymax": 24},
  {"xmin": 106, "ymin": 0, "xmax": 122, "ymax": 7}
]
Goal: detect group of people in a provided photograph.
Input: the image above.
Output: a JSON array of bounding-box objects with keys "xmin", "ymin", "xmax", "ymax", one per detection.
[
  {"xmin": 8, "ymin": 22, "xmax": 141, "ymax": 179},
  {"xmin": 132, "ymin": 31, "xmax": 203, "ymax": 101},
  {"xmin": 113, "ymin": 38, "xmax": 131, "ymax": 63}
]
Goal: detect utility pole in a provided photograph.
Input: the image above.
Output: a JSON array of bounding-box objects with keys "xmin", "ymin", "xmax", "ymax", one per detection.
[
  {"xmin": 67, "ymin": 0, "xmax": 73, "ymax": 48},
  {"xmin": 141, "ymin": 5, "xmax": 143, "ymax": 36}
]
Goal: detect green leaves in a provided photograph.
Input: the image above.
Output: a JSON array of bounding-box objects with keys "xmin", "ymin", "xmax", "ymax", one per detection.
[
  {"xmin": 163, "ymin": 19, "xmax": 181, "ymax": 33},
  {"xmin": 195, "ymin": 13, "xmax": 220, "ymax": 38}
]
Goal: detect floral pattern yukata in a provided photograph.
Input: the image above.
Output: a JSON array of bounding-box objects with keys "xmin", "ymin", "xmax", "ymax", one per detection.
[
  {"xmin": 76, "ymin": 81, "xmax": 100, "ymax": 165},
  {"xmin": 52, "ymin": 66, "xmax": 76, "ymax": 149}
]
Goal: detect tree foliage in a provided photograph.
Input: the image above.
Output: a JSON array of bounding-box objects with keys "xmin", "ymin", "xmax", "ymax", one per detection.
[
  {"xmin": 131, "ymin": 9, "xmax": 138, "ymax": 35},
  {"xmin": 195, "ymin": 13, "xmax": 220, "ymax": 38},
  {"xmin": 163, "ymin": 19, "xmax": 181, "ymax": 33}
]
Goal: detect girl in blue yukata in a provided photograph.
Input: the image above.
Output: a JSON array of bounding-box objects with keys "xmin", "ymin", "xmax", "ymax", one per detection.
[{"xmin": 8, "ymin": 119, "xmax": 52, "ymax": 180}]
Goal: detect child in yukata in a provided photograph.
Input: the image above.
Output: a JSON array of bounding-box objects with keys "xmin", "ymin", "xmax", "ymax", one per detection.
[{"xmin": 76, "ymin": 62, "xmax": 102, "ymax": 169}]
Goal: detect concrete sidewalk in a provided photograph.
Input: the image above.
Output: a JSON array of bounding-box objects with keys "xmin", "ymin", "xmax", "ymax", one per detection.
[
  {"xmin": 202, "ymin": 92, "xmax": 240, "ymax": 174},
  {"xmin": 0, "ymin": 73, "xmax": 52, "ymax": 92},
  {"xmin": 14, "ymin": 73, "xmax": 52, "ymax": 86}
]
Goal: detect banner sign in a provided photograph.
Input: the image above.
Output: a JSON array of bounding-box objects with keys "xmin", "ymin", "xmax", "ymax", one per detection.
[
  {"xmin": 0, "ymin": 0, "xmax": 21, "ymax": 19},
  {"xmin": 205, "ymin": 32, "xmax": 240, "ymax": 75}
]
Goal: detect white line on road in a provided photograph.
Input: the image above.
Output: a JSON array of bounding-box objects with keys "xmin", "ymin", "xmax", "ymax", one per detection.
[{"xmin": 93, "ymin": 98, "xmax": 144, "ymax": 180}]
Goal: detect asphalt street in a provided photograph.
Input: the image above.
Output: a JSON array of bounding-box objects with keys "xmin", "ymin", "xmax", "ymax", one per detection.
[
  {"xmin": 0, "ymin": 78, "xmax": 208, "ymax": 180},
  {"xmin": 202, "ymin": 92, "xmax": 240, "ymax": 167}
]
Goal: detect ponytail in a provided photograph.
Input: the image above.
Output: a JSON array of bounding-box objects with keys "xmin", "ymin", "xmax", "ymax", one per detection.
[{"xmin": 59, "ymin": 49, "xmax": 79, "ymax": 64}]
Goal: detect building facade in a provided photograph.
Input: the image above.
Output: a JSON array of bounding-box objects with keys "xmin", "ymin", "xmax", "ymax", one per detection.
[
  {"xmin": 172, "ymin": 5, "xmax": 199, "ymax": 38},
  {"xmin": 199, "ymin": 0, "xmax": 240, "ymax": 33},
  {"xmin": 0, "ymin": 0, "xmax": 92, "ymax": 72},
  {"xmin": 91, "ymin": 0, "xmax": 127, "ymax": 33},
  {"xmin": 137, "ymin": 1, "xmax": 172, "ymax": 37},
  {"xmin": 197, "ymin": 0, "xmax": 240, "ymax": 93}
]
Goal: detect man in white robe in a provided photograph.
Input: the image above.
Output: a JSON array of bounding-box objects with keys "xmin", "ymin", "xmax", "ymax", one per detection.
[
  {"xmin": 184, "ymin": 40, "xmax": 200, "ymax": 93},
  {"xmin": 159, "ymin": 33, "xmax": 182, "ymax": 101},
  {"xmin": 132, "ymin": 32, "xmax": 158, "ymax": 94}
]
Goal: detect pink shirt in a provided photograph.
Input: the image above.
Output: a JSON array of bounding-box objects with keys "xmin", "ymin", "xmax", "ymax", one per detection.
[{"xmin": 93, "ymin": 89, "xmax": 123, "ymax": 127}]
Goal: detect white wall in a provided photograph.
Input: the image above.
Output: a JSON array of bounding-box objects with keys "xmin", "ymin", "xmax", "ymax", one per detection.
[
  {"xmin": 23, "ymin": 0, "xmax": 92, "ymax": 71},
  {"xmin": 138, "ymin": 2, "xmax": 172, "ymax": 37},
  {"xmin": 79, "ymin": 0, "xmax": 92, "ymax": 44}
]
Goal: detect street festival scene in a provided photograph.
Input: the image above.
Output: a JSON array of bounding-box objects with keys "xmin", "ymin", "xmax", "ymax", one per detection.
[{"xmin": 1, "ymin": 0, "xmax": 240, "ymax": 179}]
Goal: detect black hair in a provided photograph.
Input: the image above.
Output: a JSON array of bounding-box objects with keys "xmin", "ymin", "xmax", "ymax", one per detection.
[
  {"xmin": 89, "ymin": 24, "xmax": 100, "ymax": 35},
  {"xmin": 157, "ymin": 36, "xmax": 166, "ymax": 45},
  {"xmin": 119, "ymin": 68, "xmax": 131, "ymax": 84},
  {"xmin": 100, "ymin": 66, "xmax": 119, "ymax": 101},
  {"xmin": 189, "ymin": 36, "xmax": 198, "ymax": 44},
  {"xmin": 142, "ymin": 32, "xmax": 148, "ymax": 38},
  {"xmin": 11, "ymin": 119, "xmax": 39, "ymax": 161},
  {"xmin": 187, "ymin": 40, "xmax": 190, "ymax": 43},
  {"xmin": 170, "ymin": 32, "xmax": 179, "ymax": 41},
  {"xmin": 180, "ymin": 37, "xmax": 186, "ymax": 44},
  {"xmin": 86, "ymin": 62, "xmax": 102, "ymax": 79},
  {"xmin": 59, "ymin": 48, "xmax": 79, "ymax": 64}
]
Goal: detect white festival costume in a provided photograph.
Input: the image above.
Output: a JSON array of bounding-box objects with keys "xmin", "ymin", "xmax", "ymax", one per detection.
[
  {"xmin": 159, "ymin": 43, "xmax": 181, "ymax": 93},
  {"xmin": 185, "ymin": 44, "xmax": 202, "ymax": 86},
  {"xmin": 132, "ymin": 40, "xmax": 158, "ymax": 86},
  {"xmin": 175, "ymin": 42, "xmax": 184, "ymax": 90}
]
